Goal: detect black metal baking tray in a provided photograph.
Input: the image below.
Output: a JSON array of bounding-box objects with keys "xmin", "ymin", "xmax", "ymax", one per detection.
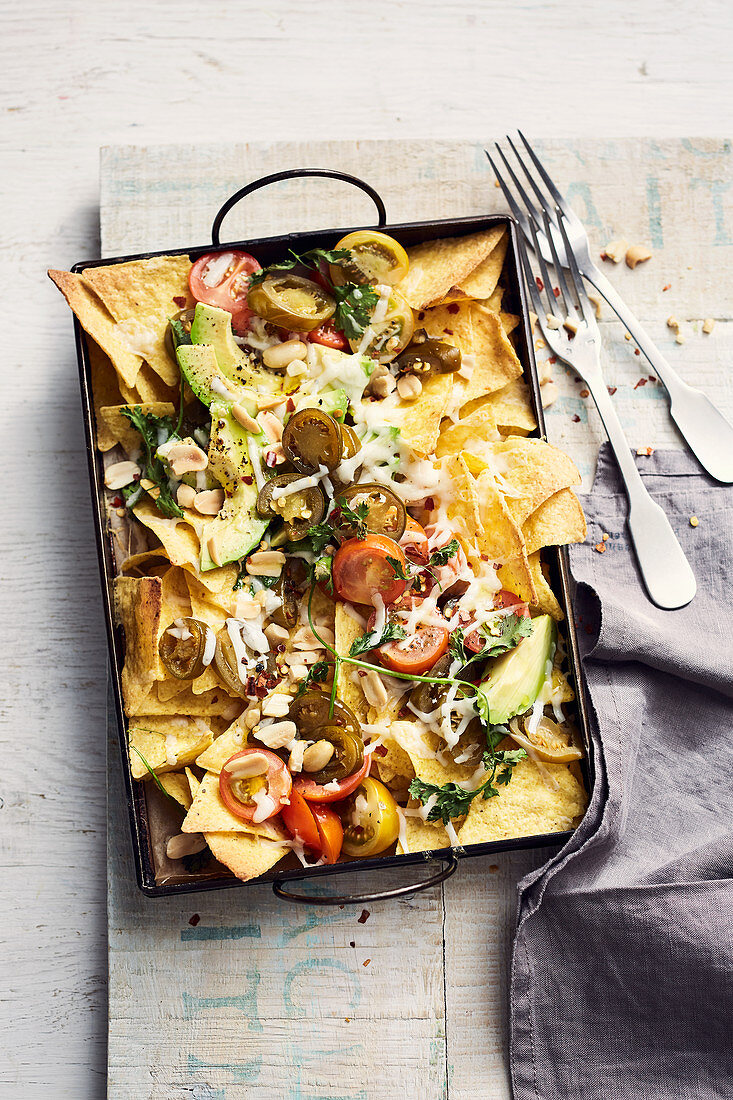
[{"xmin": 72, "ymin": 168, "xmax": 595, "ymax": 904}]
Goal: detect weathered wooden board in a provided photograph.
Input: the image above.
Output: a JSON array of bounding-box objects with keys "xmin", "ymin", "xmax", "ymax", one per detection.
[{"xmin": 102, "ymin": 137, "xmax": 732, "ymax": 1099}]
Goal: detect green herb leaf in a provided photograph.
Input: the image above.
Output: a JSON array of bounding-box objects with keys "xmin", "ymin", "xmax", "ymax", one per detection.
[
  {"xmin": 296, "ymin": 659, "xmax": 330, "ymax": 696},
  {"xmin": 305, "ymin": 519, "xmax": 335, "ymax": 555},
  {"xmin": 168, "ymin": 317, "xmax": 192, "ymax": 349},
  {"xmin": 386, "ymin": 555, "xmax": 409, "ymax": 580},
  {"xmin": 334, "ymin": 496, "xmax": 369, "ymax": 540},
  {"xmin": 333, "ymin": 282, "xmax": 379, "ymax": 341},
  {"xmin": 312, "ymin": 555, "xmax": 334, "ymax": 594},
  {"xmin": 428, "ymin": 538, "xmax": 460, "ymax": 567},
  {"xmin": 349, "ymin": 619, "xmax": 406, "ymax": 658},
  {"xmin": 120, "ymin": 406, "xmax": 183, "ymax": 518},
  {"xmin": 248, "ymin": 248, "xmax": 351, "ymax": 286},
  {"xmin": 130, "ymin": 745, "xmax": 181, "ymax": 804}
]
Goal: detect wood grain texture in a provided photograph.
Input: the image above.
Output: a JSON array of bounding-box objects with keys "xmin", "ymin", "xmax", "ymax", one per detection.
[{"xmin": 1, "ymin": 0, "xmax": 732, "ymax": 1096}]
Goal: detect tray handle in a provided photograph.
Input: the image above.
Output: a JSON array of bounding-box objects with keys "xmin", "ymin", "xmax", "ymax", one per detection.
[
  {"xmin": 212, "ymin": 168, "xmax": 387, "ymax": 246},
  {"xmin": 271, "ymin": 853, "xmax": 458, "ymax": 906}
]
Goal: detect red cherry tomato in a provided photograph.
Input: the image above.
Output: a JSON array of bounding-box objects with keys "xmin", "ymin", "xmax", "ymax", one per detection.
[
  {"xmin": 294, "ymin": 755, "xmax": 371, "ymax": 803},
  {"xmin": 189, "ymin": 250, "xmax": 261, "ymax": 334},
  {"xmin": 378, "ymin": 624, "xmax": 449, "ymax": 675},
  {"xmin": 307, "ymin": 320, "xmax": 349, "ymax": 350},
  {"xmin": 464, "ymin": 589, "xmax": 530, "ymax": 654},
  {"xmin": 218, "ymin": 748, "xmax": 291, "ymax": 823},
  {"xmin": 332, "ymin": 535, "xmax": 407, "ymax": 606},
  {"xmin": 399, "ymin": 516, "xmax": 429, "ymax": 565},
  {"xmin": 311, "ymin": 804, "xmax": 344, "ymax": 863}
]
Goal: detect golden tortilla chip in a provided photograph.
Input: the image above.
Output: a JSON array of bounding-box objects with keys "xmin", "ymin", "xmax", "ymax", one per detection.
[
  {"xmin": 132, "ymin": 497, "xmax": 203, "ymax": 569},
  {"xmin": 382, "ymin": 372, "xmax": 453, "ymax": 455},
  {"xmin": 440, "ymin": 454, "xmax": 482, "ymax": 542},
  {"xmin": 457, "ymin": 754, "xmax": 586, "ymax": 845},
  {"xmin": 335, "ymin": 603, "xmax": 369, "ymax": 720},
  {"xmin": 492, "ymin": 438, "xmax": 581, "ymax": 526},
  {"xmin": 397, "ymin": 814, "xmax": 451, "ymax": 855},
  {"xmin": 204, "ymin": 831, "xmax": 287, "ymax": 882},
  {"xmin": 128, "ymin": 715, "xmax": 213, "ymax": 778},
  {"xmin": 499, "ymin": 312, "xmax": 520, "ymax": 336},
  {"xmin": 194, "ymin": 714, "xmax": 249, "ymax": 772},
  {"xmin": 398, "ymin": 227, "xmax": 506, "ymax": 310},
  {"xmin": 87, "ymin": 340, "xmax": 125, "ymax": 451},
  {"xmin": 156, "ymin": 678, "xmax": 191, "ymax": 703},
  {"xmin": 496, "ymin": 554, "xmax": 538, "ymax": 607},
  {"xmin": 527, "ymin": 551, "xmax": 564, "ymax": 621},
  {"xmin": 458, "ymin": 230, "xmax": 508, "ymax": 299},
  {"xmin": 372, "ymin": 737, "xmax": 415, "ymax": 784},
  {"xmin": 472, "ymin": 469, "xmax": 526, "ymax": 562},
  {"xmin": 128, "ymin": 681, "xmax": 239, "ymax": 717},
  {"xmin": 421, "ymin": 304, "xmax": 524, "ymax": 409},
  {"xmin": 480, "ymin": 378, "xmax": 537, "ymax": 436},
  {"xmin": 48, "ymin": 269, "xmax": 143, "ymax": 389},
  {"xmin": 185, "ymin": 767, "xmax": 201, "ymax": 800},
  {"xmin": 115, "ymin": 576, "xmax": 164, "ymax": 714},
  {"xmin": 99, "ymin": 402, "xmax": 176, "ymax": 456},
  {"xmin": 182, "ymin": 769, "xmax": 287, "ymax": 839},
  {"xmin": 158, "ymin": 771, "xmax": 194, "ymax": 810},
  {"xmin": 436, "ymin": 405, "xmax": 499, "ymax": 459},
  {"xmin": 129, "ymin": 362, "xmax": 178, "ymax": 404},
  {"xmin": 522, "ymin": 489, "xmax": 587, "ymax": 555},
  {"xmin": 82, "ymin": 254, "xmax": 193, "ymax": 389},
  {"xmin": 120, "ymin": 549, "xmax": 171, "ymax": 577}
]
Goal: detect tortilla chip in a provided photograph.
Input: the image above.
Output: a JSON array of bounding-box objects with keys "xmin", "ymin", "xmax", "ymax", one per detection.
[
  {"xmin": 87, "ymin": 340, "xmax": 125, "ymax": 451},
  {"xmin": 182, "ymin": 769, "xmax": 287, "ymax": 839},
  {"xmin": 128, "ymin": 715, "xmax": 213, "ymax": 778},
  {"xmin": 439, "ymin": 454, "xmax": 482, "ymax": 542},
  {"xmin": 155, "ymin": 678, "xmax": 191, "ymax": 703},
  {"xmin": 496, "ymin": 553, "xmax": 538, "ymax": 607},
  {"xmin": 82, "ymin": 254, "xmax": 193, "ymax": 389},
  {"xmin": 397, "ymin": 814, "xmax": 451, "ymax": 855},
  {"xmin": 436, "ymin": 404, "xmax": 499, "ymax": 459},
  {"xmin": 372, "ymin": 737, "xmax": 415, "ymax": 784},
  {"xmin": 194, "ymin": 713, "xmax": 250, "ymax": 772},
  {"xmin": 382, "ymin": 372, "xmax": 453, "ymax": 455},
  {"xmin": 387, "ymin": 720, "xmax": 439, "ymax": 764},
  {"xmin": 115, "ymin": 576, "xmax": 164, "ymax": 714},
  {"xmin": 398, "ymin": 227, "xmax": 506, "ymax": 310},
  {"xmin": 158, "ymin": 771, "xmax": 194, "ymax": 810},
  {"xmin": 185, "ymin": 572, "xmax": 235, "ymax": 626},
  {"xmin": 492, "ymin": 438, "xmax": 581, "ymax": 526},
  {"xmin": 476, "ymin": 378, "xmax": 537, "ymax": 436},
  {"xmin": 335, "ymin": 604, "xmax": 369, "ymax": 720},
  {"xmin": 48, "ymin": 269, "xmax": 143, "ymax": 389},
  {"xmin": 522, "ymin": 489, "xmax": 587, "ymax": 555},
  {"xmin": 132, "ymin": 497, "xmax": 203, "ymax": 569},
  {"xmin": 185, "ymin": 767, "xmax": 201, "ymax": 800},
  {"xmin": 499, "ymin": 312, "xmax": 520, "ymax": 336},
  {"xmin": 473, "ymin": 469, "xmax": 526, "ymax": 562},
  {"xmin": 421, "ymin": 304, "xmax": 523, "ymax": 409},
  {"xmin": 527, "ymin": 551, "xmax": 565, "ymax": 621},
  {"xmin": 458, "ymin": 230, "xmax": 508, "ymax": 299},
  {"xmin": 120, "ymin": 549, "xmax": 171, "ymax": 577},
  {"xmin": 128, "ymin": 681, "xmax": 238, "ymax": 717},
  {"xmin": 204, "ymin": 830, "xmax": 287, "ymax": 882},
  {"xmin": 99, "ymin": 402, "xmax": 176, "ymax": 457},
  {"xmin": 457, "ymin": 754, "xmax": 586, "ymax": 845}
]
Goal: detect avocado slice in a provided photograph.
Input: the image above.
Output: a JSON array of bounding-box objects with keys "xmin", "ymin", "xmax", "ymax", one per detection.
[
  {"xmin": 190, "ymin": 303, "xmax": 286, "ymax": 395},
  {"xmin": 177, "ymin": 343, "xmax": 255, "ymax": 408},
  {"xmin": 477, "ymin": 614, "xmax": 557, "ymax": 726},
  {"xmin": 294, "ymin": 387, "xmax": 348, "ymax": 422},
  {"xmin": 199, "ymin": 401, "xmax": 269, "ymax": 571}
]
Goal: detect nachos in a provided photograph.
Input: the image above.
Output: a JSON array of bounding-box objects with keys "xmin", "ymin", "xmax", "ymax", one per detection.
[{"xmin": 50, "ymin": 224, "xmax": 587, "ymax": 882}]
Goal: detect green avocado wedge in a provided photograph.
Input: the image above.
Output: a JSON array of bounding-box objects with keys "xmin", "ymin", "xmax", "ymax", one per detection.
[
  {"xmin": 190, "ymin": 303, "xmax": 284, "ymax": 395},
  {"xmin": 199, "ymin": 401, "xmax": 269, "ymax": 571},
  {"xmin": 477, "ymin": 614, "xmax": 557, "ymax": 727},
  {"xmin": 176, "ymin": 343, "xmax": 254, "ymax": 408}
]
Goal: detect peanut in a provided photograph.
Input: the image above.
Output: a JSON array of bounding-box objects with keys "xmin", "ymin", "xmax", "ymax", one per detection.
[
  {"xmin": 302, "ymin": 740, "xmax": 335, "ymax": 773},
  {"xmin": 263, "ymin": 339, "xmax": 308, "ymax": 371}
]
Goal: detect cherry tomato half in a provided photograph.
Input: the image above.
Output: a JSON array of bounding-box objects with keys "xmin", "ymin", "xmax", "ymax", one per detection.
[
  {"xmin": 294, "ymin": 754, "xmax": 371, "ymax": 803},
  {"xmin": 332, "ymin": 535, "xmax": 407, "ymax": 606},
  {"xmin": 311, "ymin": 804, "xmax": 344, "ymax": 863},
  {"xmin": 399, "ymin": 516, "xmax": 429, "ymax": 565},
  {"xmin": 218, "ymin": 748, "xmax": 291, "ymax": 823},
  {"xmin": 281, "ymin": 790, "xmax": 344, "ymax": 863},
  {"xmin": 464, "ymin": 589, "xmax": 530, "ymax": 654},
  {"xmin": 307, "ymin": 320, "xmax": 349, "ymax": 350},
  {"xmin": 340, "ymin": 777, "xmax": 400, "ymax": 857},
  {"xmin": 189, "ymin": 250, "xmax": 261, "ymax": 334},
  {"xmin": 378, "ymin": 624, "xmax": 449, "ymax": 676}
]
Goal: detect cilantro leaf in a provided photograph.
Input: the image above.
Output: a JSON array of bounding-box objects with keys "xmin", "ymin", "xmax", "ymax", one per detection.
[
  {"xmin": 428, "ymin": 538, "xmax": 460, "ymax": 567},
  {"xmin": 386, "ymin": 555, "xmax": 409, "ymax": 580},
  {"xmin": 333, "ymin": 496, "xmax": 370, "ymax": 540},
  {"xmin": 248, "ymin": 248, "xmax": 351, "ymax": 286},
  {"xmin": 168, "ymin": 317, "xmax": 192, "ymax": 349},
  {"xmin": 481, "ymin": 613, "xmax": 534, "ymax": 659},
  {"xmin": 312, "ymin": 555, "xmax": 334, "ymax": 595},
  {"xmin": 305, "ymin": 520, "xmax": 334, "ymax": 556},
  {"xmin": 296, "ymin": 659, "xmax": 330, "ymax": 696},
  {"xmin": 333, "ymin": 283, "xmax": 379, "ymax": 340},
  {"xmin": 448, "ymin": 628, "xmax": 469, "ymax": 666},
  {"xmin": 349, "ymin": 619, "xmax": 406, "ymax": 658},
  {"xmin": 233, "ymin": 562, "xmax": 279, "ymax": 591},
  {"xmin": 120, "ymin": 406, "xmax": 183, "ymax": 518}
]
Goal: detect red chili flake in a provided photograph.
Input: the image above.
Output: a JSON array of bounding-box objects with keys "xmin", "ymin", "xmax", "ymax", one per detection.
[
  {"xmin": 286, "ymin": 398, "xmax": 295, "ymax": 412},
  {"xmin": 574, "ymin": 377, "xmax": 582, "ymax": 384},
  {"xmin": 634, "ymin": 348, "xmax": 641, "ymax": 356},
  {"xmin": 600, "ymin": 251, "xmax": 608, "ymax": 261},
  {"xmin": 662, "ymin": 284, "xmax": 671, "ymax": 292},
  {"xmin": 634, "ymin": 378, "xmax": 647, "ymax": 389},
  {"xmin": 424, "ymin": 496, "xmax": 434, "ymax": 511},
  {"xmin": 363, "ymin": 959, "xmax": 371, "ymax": 967},
  {"xmin": 111, "ymin": 495, "xmax": 123, "ymax": 507},
  {"xmin": 572, "ymin": 414, "xmax": 581, "ymax": 423},
  {"xmin": 444, "ymin": 328, "xmax": 454, "ymax": 336},
  {"xmin": 418, "ymin": 311, "xmax": 425, "ymax": 321},
  {"xmin": 188, "ymin": 914, "xmax": 201, "ymax": 926},
  {"xmin": 548, "ymin": 356, "xmax": 557, "ymax": 365},
  {"xmin": 607, "ymin": 386, "xmax": 617, "ymax": 395},
  {"xmin": 447, "ymin": 303, "xmax": 460, "ymax": 314},
  {"xmin": 358, "ymin": 909, "xmax": 370, "ymax": 924},
  {"xmin": 580, "ymin": 389, "xmax": 590, "ymax": 398},
  {"xmin": 489, "ymin": 864, "xmax": 499, "ymax": 873},
  {"xmin": 536, "ymin": 276, "xmax": 544, "ymax": 291},
  {"xmin": 636, "ymin": 446, "xmax": 654, "ymax": 457},
  {"xmin": 648, "ymin": 375, "xmax": 656, "ymax": 382},
  {"xmin": 594, "ymin": 543, "xmax": 607, "ymax": 553},
  {"xmin": 374, "ymin": 745, "xmax": 388, "ymax": 757},
  {"xmin": 553, "ymin": 287, "xmax": 560, "ymax": 298},
  {"xmin": 173, "ymin": 295, "xmax": 187, "ymax": 308},
  {"xmin": 357, "ymin": 669, "xmax": 367, "ymax": 678},
  {"xmin": 585, "ymin": 624, "xmax": 594, "ymax": 634},
  {"xmin": 242, "ymin": 475, "xmax": 253, "ymax": 485}
]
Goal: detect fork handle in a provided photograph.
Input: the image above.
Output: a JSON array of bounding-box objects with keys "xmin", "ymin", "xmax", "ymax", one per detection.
[
  {"xmin": 585, "ymin": 267, "xmax": 733, "ymax": 484},
  {"xmin": 583, "ymin": 373, "xmax": 696, "ymax": 609}
]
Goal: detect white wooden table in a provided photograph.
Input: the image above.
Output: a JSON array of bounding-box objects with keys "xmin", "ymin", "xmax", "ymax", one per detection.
[{"xmin": 2, "ymin": 2, "xmax": 732, "ymax": 1097}]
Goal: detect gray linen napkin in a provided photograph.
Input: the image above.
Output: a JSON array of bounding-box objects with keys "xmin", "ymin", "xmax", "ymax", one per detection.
[{"xmin": 510, "ymin": 444, "xmax": 733, "ymax": 1100}]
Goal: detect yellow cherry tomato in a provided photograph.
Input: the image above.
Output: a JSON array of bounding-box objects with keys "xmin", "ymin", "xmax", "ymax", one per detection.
[
  {"xmin": 350, "ymin": 287, "xmax": 415, "ymax": 364},
  {"xmin": 340, "ymin": 776, "xmax": 401, "ymax": 857},
  {"xmin": 330, "ymin": 230, "xmax": 409, "ymax": 288}
]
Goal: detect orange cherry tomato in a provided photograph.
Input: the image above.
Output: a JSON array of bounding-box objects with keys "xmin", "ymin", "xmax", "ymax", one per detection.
[
  {"xmin": 311, "ymin": 804, "xmax": 344, "ymax": 863},
  {"xmin": 281, "ymin": 788, "xmax": 321, "ymax": 850},
  {"xmin": 399, "ymin": 516, "xmax": 429, "ymax": 565},
  {"xmin": 189, "ymin": 250, "xmax": 261, "ymax": 334},
  {"xmin": 218, "ymin": 748, "xmax": 291, "ymax": 823},
  {"xmin": 294, "ymin": 754, "xmax": 371, "ymax": 803},
  {"xmin": 332, "ymin": 535, "xmax": 407, "ymax": 606},
  {"xmin": 378, "ymin": 624, "xmax": 449, "ymax": 675},
  {"xmin": 307, "ymin": 320, "xmax": 349, "ymax": 350}
]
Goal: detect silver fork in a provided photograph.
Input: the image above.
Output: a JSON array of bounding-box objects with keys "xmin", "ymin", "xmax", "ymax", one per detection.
[
  {"xmin": 521, "ymin": 209, "xmax": 696, "ymax": 610},
  {"xmin": 488, "ymin": 133, "xmax": 733, "ymax": 484}
]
